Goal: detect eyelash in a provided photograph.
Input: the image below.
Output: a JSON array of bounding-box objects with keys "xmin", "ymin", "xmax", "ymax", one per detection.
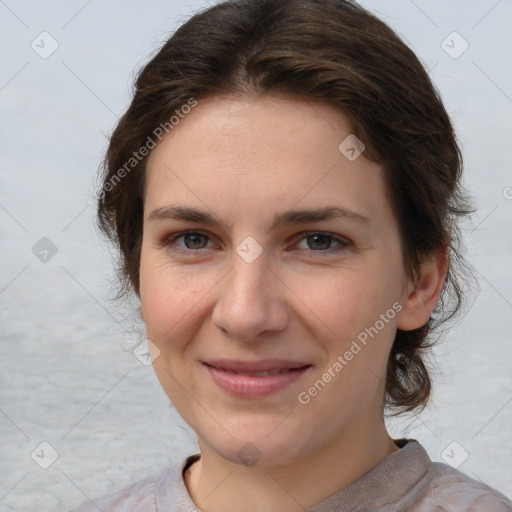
[{"xmin": 161, "ymin": 230, "xmax": 351, "ymax": 257}]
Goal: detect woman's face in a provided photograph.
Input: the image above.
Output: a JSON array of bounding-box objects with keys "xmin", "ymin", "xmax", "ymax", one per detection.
[{"xmin": 140, "ymin": 95, "xmax": 413, "ymax": 467}]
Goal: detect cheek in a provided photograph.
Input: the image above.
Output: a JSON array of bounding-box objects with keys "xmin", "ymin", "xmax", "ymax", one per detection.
[
  {"xmin": 296, "ymin": 268, "xmax": 399, "ymax": 342},
  {"xmin": 139, "ymin": 250, "xmax": 220, "ymax": 352},
  {"xmin": 301, "ymin": 274, "xmax": 400, "ymax": 408},
  {"xmin": 294, "ymin": 264, "xmax": 402, "ymax": 393}
]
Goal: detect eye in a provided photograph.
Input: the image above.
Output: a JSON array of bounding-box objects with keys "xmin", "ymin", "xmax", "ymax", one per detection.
[
  {"xmin": 293, "ymin": 231, "xmax": 351, "ymax": 256},
  {"xmin": 162, "ymin": 231, "xmax": 215, "ymax": 255},
  {"xmin": 178, "ymin": 232, "xmax": 209, "ymax": 250},
  {"xmin": 161, "ymin": 230, "xmax": 351, "ymax": 257}
]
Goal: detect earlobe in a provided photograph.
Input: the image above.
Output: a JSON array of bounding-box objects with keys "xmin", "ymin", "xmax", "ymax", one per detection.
[{"xmin": 396, "ymin": 247, "xmax": 448, "ymax": 331}]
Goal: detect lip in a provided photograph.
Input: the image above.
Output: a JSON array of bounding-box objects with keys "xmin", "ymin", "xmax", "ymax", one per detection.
[
  {"xmin": 203, "ymin": 360, "xmax": 312, "ymax": 398},
  {"xmin": 204, "ymin": 358, "xmax": 312, "ymax": 373}
]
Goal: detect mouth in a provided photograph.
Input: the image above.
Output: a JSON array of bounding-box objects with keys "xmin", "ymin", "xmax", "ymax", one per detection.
[
  {"xmin": 207, "ymin": 367, "xmax": 302, "ymax": 377},
  {"xmin": 203, "ymin": 358, "xmax": 312, "ymax": 374},
  {"xmin": 204, "ymin": 364, "xmax": 310, "ymax": 376},
  {"xmin": 202, "ymin": 360, "xmax": 312, "ymax": 397}
]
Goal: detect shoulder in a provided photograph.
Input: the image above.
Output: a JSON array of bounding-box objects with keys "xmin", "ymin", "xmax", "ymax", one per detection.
[
  {"xmin": 422, "ymin": 461, "xmax": 512, "ymax": 511},
  {"xmin": 68, "ymin": 453, "xmax": 200, "ymax": 512},
  {"xmin": 68, "ymin": 470, "xmax": 162, "ymax": 512}
]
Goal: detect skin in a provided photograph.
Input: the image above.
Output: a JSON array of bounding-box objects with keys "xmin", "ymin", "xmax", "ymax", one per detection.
[{"xmin": 139, "ymin": 94, "xmax": 447, "ymax": 512}]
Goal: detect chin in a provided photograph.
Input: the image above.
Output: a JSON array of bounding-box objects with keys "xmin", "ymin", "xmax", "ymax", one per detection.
[{"xmin": 197, "ymin": 421, "xmax": 316, "ymax": 469}]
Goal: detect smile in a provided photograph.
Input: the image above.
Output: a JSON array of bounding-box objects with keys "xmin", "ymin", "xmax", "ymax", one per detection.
[
  {"xmin": 203, "ymin": 362, "xmax": 312, "ymax": 398},
  {"xmin": 210, "ymin": 366, "xmax": 296, "ymax": 377}
]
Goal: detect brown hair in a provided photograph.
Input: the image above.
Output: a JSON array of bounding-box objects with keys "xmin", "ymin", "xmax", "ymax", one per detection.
[{"xmin": 96, "ymin": 0, "xmax": 473, "ymax": 415}]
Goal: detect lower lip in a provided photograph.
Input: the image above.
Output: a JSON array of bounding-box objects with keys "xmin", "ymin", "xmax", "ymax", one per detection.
[{"xmin": 204, "ymin": 364, "xmax": 311, "ymax": 398}]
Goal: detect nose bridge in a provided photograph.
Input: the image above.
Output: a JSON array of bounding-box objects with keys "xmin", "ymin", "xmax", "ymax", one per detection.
[
  {"xmin": 212, "ymin": 248, "xmax": 287, "ymax": 340},
  {"xmin": 230, "ymin": 251, "xmax": 269, "ymax": 301}
]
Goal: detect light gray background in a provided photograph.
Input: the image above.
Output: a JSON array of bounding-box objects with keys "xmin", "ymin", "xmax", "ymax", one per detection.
[{"xmin": 1, "ymin": 1, "xmax": 511, "ymax": 510}]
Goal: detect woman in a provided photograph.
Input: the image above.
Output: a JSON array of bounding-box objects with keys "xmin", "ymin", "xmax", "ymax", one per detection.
[{"xmin": 71, "ymin": 0, "xmax": 512, "ymax": 510}]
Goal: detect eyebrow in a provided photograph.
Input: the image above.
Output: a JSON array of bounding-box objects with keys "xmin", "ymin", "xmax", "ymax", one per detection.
[{"xmin": 148, "ymin": 205, "xmax": 370, "ymax": 230}]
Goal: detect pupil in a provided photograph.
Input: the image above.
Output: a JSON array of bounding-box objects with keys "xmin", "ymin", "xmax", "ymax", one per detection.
[
  {"xmin": 185, "ymin": 233, "xmax": 205, "ymax": 249},
  {"xmin": 309, "ymin": 234, "xmax": 330, "ymax": 250}
]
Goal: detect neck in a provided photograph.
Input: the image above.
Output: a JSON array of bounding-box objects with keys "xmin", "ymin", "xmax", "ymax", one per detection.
[{"xmin": 184, "ymin": 413, "xmax": 399, "ymax": 512}]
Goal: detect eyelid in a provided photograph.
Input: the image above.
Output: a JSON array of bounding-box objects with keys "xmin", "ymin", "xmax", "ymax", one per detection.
[
  {"xmin": 291, "ymin": 231, "xmax": 351, "ymax": 256},
  {"xmin": 161, "ymin": 230, "xmax": 217, "ymax": 251},
  {"xmin": 161, "ymin": 229, "xmax": 352, "ymax": 255},
  {"xmin": 292, "ymin": 230, "xmax": 350, "ymax": 245}
]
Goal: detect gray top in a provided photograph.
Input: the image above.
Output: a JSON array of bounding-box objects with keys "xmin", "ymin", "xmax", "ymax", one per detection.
[{"xmin": 70, "ymin": 439, "xmax": 512, "ymax": 511}]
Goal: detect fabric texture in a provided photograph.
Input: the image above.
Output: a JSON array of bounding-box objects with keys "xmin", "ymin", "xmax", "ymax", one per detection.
[{"xmin": 69, "ymin": 438, "xmax": 512, "ymax": 511}]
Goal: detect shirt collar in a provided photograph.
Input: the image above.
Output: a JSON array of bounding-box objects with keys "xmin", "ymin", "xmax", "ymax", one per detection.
[{"xmin": 155, "ymin": 439, "xmax": 431, "ymax": 511}]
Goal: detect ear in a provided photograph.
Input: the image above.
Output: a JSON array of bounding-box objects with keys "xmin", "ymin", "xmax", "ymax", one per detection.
[{"xmin": 396, "ymin": 247, "xmax": 449, "ymax": 331}]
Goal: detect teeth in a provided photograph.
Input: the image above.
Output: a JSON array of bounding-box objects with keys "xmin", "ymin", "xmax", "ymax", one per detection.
[{"xmin": 217, "ymin": 367, "xmax": 293, "ymax": 376}]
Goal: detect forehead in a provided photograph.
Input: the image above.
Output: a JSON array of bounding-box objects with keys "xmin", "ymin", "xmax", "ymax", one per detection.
[{"xmin": 144, "ymin": 95, "xmax": 388, "ymax": 225}]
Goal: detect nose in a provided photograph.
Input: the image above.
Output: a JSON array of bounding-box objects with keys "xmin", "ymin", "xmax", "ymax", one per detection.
[{"xmin": 211, "ymin": 251, "xmax": 289, "ymax": 343}]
